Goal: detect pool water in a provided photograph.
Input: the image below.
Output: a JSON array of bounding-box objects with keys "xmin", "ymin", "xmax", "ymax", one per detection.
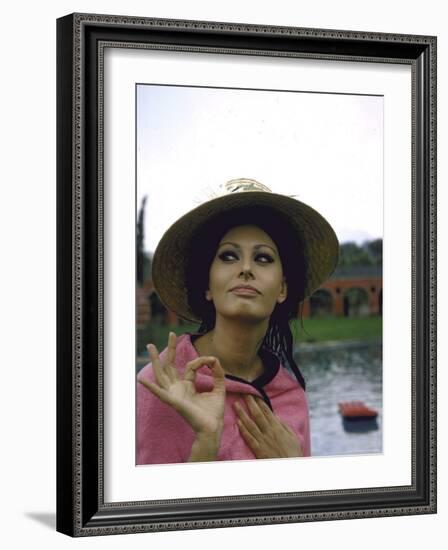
[{"xmin": 296, "ymin": 343, "xmax": 383, "ymax": 457}]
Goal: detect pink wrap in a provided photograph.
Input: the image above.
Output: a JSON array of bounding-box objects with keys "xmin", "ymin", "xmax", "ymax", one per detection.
[{"xmin": 136, "ymin": 333, "xmax": 311, "ymax": 464}]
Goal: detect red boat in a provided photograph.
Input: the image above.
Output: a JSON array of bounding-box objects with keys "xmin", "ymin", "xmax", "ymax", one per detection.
[{"xmin": 338, "ymin": 401, "xmax": 378, "ymax": 420}]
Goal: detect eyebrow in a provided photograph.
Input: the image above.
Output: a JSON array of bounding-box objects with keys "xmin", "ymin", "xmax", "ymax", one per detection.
[{"xmin": 218, "ymin": 241, "xmax": 278, "ymax": 255}]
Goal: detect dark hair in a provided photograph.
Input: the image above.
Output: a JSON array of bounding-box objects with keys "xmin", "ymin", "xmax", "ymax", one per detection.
[{"xmin": 185, "ymin": 206, "xmax": 307, "ymax": 390}]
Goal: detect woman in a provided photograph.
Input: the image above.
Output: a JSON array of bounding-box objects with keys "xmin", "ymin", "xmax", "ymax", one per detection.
[{"xmin": 137, "ymin": 178, "xmax": 339, "ymax": 464}]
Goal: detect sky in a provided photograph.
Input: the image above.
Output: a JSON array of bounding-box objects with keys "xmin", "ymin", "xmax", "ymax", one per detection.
[{"xmin": 137, "ymin": 84, "xmax": 383, "ymax": 253}]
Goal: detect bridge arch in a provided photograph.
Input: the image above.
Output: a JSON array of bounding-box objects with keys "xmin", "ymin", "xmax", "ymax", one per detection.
[
  {"xmin": 343, "ymin": 287, "xmax": 370, "ymax": 317},
  {"xmin": 309, "ymin": 289, "xmax": 333, "ymax": 318}
]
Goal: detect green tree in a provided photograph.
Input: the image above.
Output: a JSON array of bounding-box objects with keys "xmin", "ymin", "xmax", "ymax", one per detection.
[
  {"xmin": 364, "ymin": 238, "xmax": 382, "ymax": 266},
  {"xmin": 137, "ymin": 196, "xmax": 147, "ymax": 285},
  {"xmin": 339, "ymin": 242, "xmax": 374, "ymax": 267}
]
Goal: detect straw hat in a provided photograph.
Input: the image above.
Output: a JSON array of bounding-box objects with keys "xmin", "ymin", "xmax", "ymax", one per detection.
[{"xmin": 152, "ymin": 178, "xmax": 339, "ymax": 322}]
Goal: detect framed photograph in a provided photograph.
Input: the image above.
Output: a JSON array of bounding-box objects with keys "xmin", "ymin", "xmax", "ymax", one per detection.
[{"xmin": 56, "ymin": 13, "xmax": 436, "ymax": 536}]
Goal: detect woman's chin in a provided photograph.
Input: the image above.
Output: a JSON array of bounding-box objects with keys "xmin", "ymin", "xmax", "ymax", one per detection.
[{"xmin": 219, "ymin": 306, "xmax": 271, "ymax": 325}]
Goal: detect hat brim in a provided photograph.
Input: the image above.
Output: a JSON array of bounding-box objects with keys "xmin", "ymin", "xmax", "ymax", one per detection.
[{"xmin": 152, "ymin": 192, "xmax": 339, "ymax": 323}]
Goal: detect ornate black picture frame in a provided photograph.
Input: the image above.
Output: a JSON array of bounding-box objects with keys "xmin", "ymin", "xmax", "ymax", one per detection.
[{"xmin": 56, "ymin": 13, "xmax": 436, "ymax": 537}]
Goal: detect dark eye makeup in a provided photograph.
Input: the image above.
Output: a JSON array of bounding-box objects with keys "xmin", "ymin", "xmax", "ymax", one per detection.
[
  {"xmin": 255, "ymin": 252, "xmax": 274, "ymax": 263},
  {"xmin": 217, "ymin": 249, "xmax": 274, "ymax": 264},
  {"xmin": 218, "ymin": 250, "xmax": 238, "ymax": 261}
]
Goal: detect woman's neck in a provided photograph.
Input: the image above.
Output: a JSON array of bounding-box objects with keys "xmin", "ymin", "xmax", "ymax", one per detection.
[{"xmin": 194, "ymin": 316, "xmax": 269, "ymax": 382}]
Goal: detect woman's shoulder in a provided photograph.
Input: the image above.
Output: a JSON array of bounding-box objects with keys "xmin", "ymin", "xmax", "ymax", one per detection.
[
  {"xmin": 263, "ymin": 359, "xmax": 307, "ymax": 396},
  {"xmin": 175, "ymin": 332, "xmax": 198, "ymax": 358}
]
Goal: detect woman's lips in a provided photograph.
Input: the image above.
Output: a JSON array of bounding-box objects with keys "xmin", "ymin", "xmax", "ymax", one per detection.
[{"xmin": 229, "ymin": 285, "xmax": 260, "ymax": 296}]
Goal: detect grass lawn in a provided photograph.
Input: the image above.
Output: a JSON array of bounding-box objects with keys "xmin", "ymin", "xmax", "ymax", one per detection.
[
  {"xmin": 292, "ymin": 316, "xmax": 382, "ymax": 343},
  {"xmin": 138, "ymin": 316, "xmax": 382, "ymax": 355}
]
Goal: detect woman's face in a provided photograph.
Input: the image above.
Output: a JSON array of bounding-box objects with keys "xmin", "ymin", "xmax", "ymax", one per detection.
[{"xmin": 205, "ymin": 224, "xmax": 287, "ymax": 323}]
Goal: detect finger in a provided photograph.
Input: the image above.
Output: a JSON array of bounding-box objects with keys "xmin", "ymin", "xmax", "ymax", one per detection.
[
  {"xmin": 234, "ymin": 401, "xmax": 263, "ymax": 438},
  {"xmin": 184, "ymin": 356, "xmax": 218, "ymax": 383},
  {"xmin": 280, "ymin": 419, "xmax": 296, "ymax": 435},
  {"xmin": 237, "ymin": 418, "xmax": 261, "ymax": 456},
  {"xmin": 255, "ymin": 398, "xmax": 280, "ymax": 426},
  {"xmin": 163, "ymin": 332, "xmax": 178, "ymax": 384},
  {"xmin": 278, "ymin": 421, "xmax": 304, "ymax": 456},
  {"xmin": 255, "ymin": 397, "xmax": 272, "ymax": 416},
  {"xmin": 207, "ymin": 357, "xmax": 226, "ymax": 393},
  {"xmin": 245, "ymin": 395, "xmax": 269, "ymax": 432},
  {"xmin": 147, "ymin": 343, "xmax": 170, "ymax": 389},
  {"xmin": 165, "ymin": 331, "xmax": 177, "ymax": 366},
  {"xmin": 138, "ymin": 378, "xmax": 173, "ymax": 406}
]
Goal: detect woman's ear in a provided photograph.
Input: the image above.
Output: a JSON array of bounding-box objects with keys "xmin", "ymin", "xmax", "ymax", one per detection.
[
  {"xmin": 205, "ymin": 289, "xmax": 213, "ymax": 301},
  {"xmin": 277, "ymin": 278, "xmax": 288, "ymax": 304}
]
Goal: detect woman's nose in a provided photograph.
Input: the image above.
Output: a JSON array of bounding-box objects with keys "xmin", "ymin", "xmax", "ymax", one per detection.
[{"xmin": 239, "ymin": 259, "xmax": 255, "ymax": 279}]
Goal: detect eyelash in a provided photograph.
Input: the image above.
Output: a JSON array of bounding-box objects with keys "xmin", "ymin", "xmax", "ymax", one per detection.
[{"xmin": 218, "ymin": 250, "xmax": 274, "ymax": 264}]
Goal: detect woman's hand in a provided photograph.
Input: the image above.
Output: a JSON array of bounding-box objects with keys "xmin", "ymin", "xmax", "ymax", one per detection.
[
  {"xmin": 138, "ymin": 333, "xmax": 226, "ymax": 460},
  {"xmin": 234, "ymin": 395, "xmax": 303, "ymax": 459}
]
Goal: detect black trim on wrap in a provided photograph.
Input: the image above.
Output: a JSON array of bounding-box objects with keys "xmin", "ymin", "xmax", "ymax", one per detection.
[{"xmin": 189, "ymin": 334, "xmax": 304, "ymax": 410}]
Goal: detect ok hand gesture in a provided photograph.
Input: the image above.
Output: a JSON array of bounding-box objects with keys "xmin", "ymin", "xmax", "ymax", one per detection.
[{"xmin": 138, "ymin": 332, "xmax": 226, "ymax": 437}]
